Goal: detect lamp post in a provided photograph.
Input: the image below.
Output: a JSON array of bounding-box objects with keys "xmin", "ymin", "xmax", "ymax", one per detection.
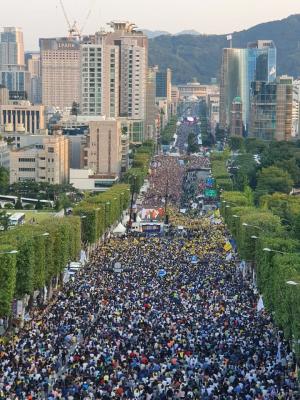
[
  {"xmin": 242, "ymin": 222, "xmax": 264, "ymax": 231},
  {"xmin": 285, "ymin": 280, "xmax": 300, "ymax": 381},
  {"xmin": 164, "ymin": 179, "xmax": 169, "ymax": 226},
  {"xmin": 263, "ymin": 248, "xmax": 286, "ymax": 255},
  {"xmin": 0, "ymin": 250, "xmax": 18, "ymax": 255},
  {"xmin": 128, "ymin": 176, "xmax": 136, "ymax": 233}
]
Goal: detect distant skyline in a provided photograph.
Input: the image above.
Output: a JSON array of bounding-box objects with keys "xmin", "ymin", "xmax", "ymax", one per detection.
[{"xmin": 1, "ymin": 0, "xmax": 300, "ymax": 50}]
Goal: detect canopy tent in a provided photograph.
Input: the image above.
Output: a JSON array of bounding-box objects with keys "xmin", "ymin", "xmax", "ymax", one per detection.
[{"xmin": 113, "ymin": 222, "xmax": 126, "ymax": 235}]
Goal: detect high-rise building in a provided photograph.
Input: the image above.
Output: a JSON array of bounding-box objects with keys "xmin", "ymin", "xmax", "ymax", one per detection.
[
  {"xmin": 80, "ymin": 33, "xmax": 119, "ymax": 117},
  {"xmin": 155, "ymin": 67, "xmax": 172, "ymax": 101},
  {"xmin": 105, "ymin": 22, "xmax": 148, "ymax": 121},
  {"xmin": 220, "ymin": 40, "xmax": 276, "ymax": 133},
  {"xmin": 250, "ymin": 76, "xmax": 293, "ymax": 141},
  {"xmin": 230, "ymin": 97, "xmax": 243, "ymax": 136},
  {"xmin": 292, "ymin": 80, "xmax": 300, "ymax": 137},
  {"xmin": 0, "ymin": 27, "xmax": 33, "ymax": 100},
  {"xmin": 9, "ymin": 133, "xmax": 69, "ymax": 184},
  {"xmin": 40, "ymin": 37, "xmax": 81, "ymax": 110},
  {"xmin": 145, "ymin": 67, "xmax": 158, "ymax": 140},
  {"xmin": 25, "ymin": 52, "xmax": 42, "ymax": 104},
  {"xmin": 0, "ymin": 27, "xmax": 24, "ymax": 67}
]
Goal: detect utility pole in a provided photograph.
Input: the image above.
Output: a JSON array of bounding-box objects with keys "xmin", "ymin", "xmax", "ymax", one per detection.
[
  {"xmin": 164, "ymin": 179, "xmax": 169, "ymax": 225},
  {"xmin": 127, "ymin": 175, "xmax": 136, "ymax": 233}
]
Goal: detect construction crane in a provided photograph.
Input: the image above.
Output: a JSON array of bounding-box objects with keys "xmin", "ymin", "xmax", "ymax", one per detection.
[{"xmin": 59, "ymin": 0, "xmax": 95, "ymax": 39}]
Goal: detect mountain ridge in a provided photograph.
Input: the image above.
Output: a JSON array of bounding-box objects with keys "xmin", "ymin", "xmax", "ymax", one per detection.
[{"xmin": 148, "ymin": 14, "xmax": 300, "ymax": 84}]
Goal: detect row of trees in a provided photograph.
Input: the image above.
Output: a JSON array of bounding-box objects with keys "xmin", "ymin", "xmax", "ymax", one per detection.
[
  {"xmin": 228, "ymin": 137, "xmax": 300, "ymax": 202},
  {"xmin": 221, "ymin": 187, "xmax": 300, "ymax": 356},
  {"xmin": 0, "ymin": 218, "xmax": 81, "ymax": 317},
  {"xmin": 73, "ymin": 184, "xmax": 131, "ymax": 244},
  {"xmin": 160, "ymin": 116, "xmax": 177, "ymax": 145},
  {"xmin": 123, "ymin": 141, "xmax": 155, "ymax": 193},
  {"xmin": 211, "ymin": 150, "xmax": 233, "ymax": 191}
]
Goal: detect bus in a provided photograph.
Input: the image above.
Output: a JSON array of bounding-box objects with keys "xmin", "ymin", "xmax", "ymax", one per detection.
[{"xmin": 9, "ymin": 213, "xmax": 25, "ymax": 226}]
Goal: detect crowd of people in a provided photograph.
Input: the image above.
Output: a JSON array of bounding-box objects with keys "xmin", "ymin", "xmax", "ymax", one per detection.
[
  {"xmin": 0, "ymin": 149, "xmax": 298, "ymax": 399},
  {"xmin": 0, "ymin": 218, "xmax": 297, "ymax": 399},
  {"xmin": 142, "ymin": 156, "xmax": 186, "ymax": 209}
]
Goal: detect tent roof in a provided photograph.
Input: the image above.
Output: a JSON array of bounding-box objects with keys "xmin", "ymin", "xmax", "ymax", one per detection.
[{"xmin": 113, "ymin": 222, "xmax": 126, "ymax": 234}]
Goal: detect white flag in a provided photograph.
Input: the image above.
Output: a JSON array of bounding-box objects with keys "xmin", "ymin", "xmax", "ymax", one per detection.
[
  {"xmin": 257, "ymin": 295, "xmax": 265, "ymax": 312},
  {"xmin": 226, "ymin": 252, "xmax": 233, "ymax": 261},
  {"xmin": 227, "ymin": 34, "xmax": 232, "ymax": 41}
]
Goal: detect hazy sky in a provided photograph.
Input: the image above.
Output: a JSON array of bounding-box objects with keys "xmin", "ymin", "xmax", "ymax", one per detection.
[{"xmin": 1, "ymin": 0, "xmax": 300, "ymax": 50}]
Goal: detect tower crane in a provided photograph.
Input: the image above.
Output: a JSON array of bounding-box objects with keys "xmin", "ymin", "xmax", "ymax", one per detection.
[{"xmin": 59, "ymin": 0, "xmax": 95, "ymax": 39}]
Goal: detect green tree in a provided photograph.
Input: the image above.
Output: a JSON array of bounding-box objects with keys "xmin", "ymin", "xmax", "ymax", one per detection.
[
  {"xmin": 255, "ymin": 166, "xmax": 294, "ymax": 201},
  {"xmin": 15, "ymin": 197, "xmax": 23, "ymax": 209},
  {"xmin": 229, "ymin": 136, "xmax": 244, "ymax": 151},
  {"xmin": 0, "ymin": 210, "xmax": 10, "ymax": 231},
  {"xmin": 0, "ymin": 248, "xmax": 17, "ymax": 317},
  {"xmin": 0, "ymin": 167, "xmax": 9, "ymax": 194}
]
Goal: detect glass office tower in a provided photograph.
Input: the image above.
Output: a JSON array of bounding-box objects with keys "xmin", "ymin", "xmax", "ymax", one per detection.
[{"xmin": 220, "ymin": 40, "xmax": 276, "ymax": 134}]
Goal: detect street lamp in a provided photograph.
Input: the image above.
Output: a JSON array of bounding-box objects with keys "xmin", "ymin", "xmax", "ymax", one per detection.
[
  {"xmin": 251, "ymin": 235, "xmax": 258, "ymax": 239},
  {"xmin": 232, "ymin": 215, "xmax": 240, "ymax": 218},
  {"xmin": 242, "ymin": 222, "xmax": 263, "ymax": 231},
  {"xmin": 286, "ymin": 281, "xmax": 300, "ymax": 286},
  {"xmin": 262, "ymin": 247, "xmax": 286, "ymax": 254},
  {"xmin": 0, "ymin": 250, "xmax": 18, "ymax": 255}
]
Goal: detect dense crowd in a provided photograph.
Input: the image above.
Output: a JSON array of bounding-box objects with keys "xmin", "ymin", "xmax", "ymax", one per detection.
[
  {"xmin": 0, "ymin": 151, "xmax": 298, "ymax": 399},
  {"xmin": 142, "ymin": 156, "xmax": 185, "ymax": 209},
  {"xmin": 0, "ymin": 218, "xmax": 298, "ymax": 399}
]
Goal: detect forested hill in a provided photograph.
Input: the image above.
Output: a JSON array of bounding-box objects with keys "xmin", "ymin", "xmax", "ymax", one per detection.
[{"xmin": 148, "ymin": 14, "xmax": 300, "ymax": 84}]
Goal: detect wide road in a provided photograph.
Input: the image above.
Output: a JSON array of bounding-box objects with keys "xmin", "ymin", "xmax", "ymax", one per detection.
[{"xmin": 0, "ymin": 157, "xmax": 298, "ymax": 399}]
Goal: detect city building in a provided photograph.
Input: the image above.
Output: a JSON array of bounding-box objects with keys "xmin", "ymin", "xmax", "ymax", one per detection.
[
  {"xmin": 0, "ymin": 69, "xmax": 32, "ymax": 99},
  {"xmin": 70, "ymin": 168, "xmax": 119, "ymax": 192},
  {"xmin": 9, "ymin": 133, "xmax": 69, "ymax": 184},
  {"xmin": 0, "ymin": 27, "xmax": 24, "ymax": 67},
  {"xmin": 230, "ymin": 97, "xmax": 244, "ymax": 136},
  {"xmin": 0, "ymin": 101, "xmax": 45, "ymax": 133},
  {"xmin": 249, "ymin": 76, "xmax": 293, "ymax": 141},
  {"xmin": 0, "ymin": 139, "xmax": 9, "ymax": 168},
  {"xmin": 292, "ymin": 80, "xmax": 300, "ymax": 137},
  {"xmin": 0, "ymin": 85, "xmax": 9, "ymax": 105},
  {"xmin": 82, "ymin": 119, "xmax": 126, "ymax": 177},
  {"xmin": 220, "ymin": 40, "xmax": 276, "ymax": 133},
  {"xmin": 145, "ymin": 67, "xmax": 158, "ymax": 141},
  {"xmin": 178, "ymin": 81, "xmax": 207, "ymax": 100},
  {"xmin": 155, "ymin": 67, "xmax": 172, "ymax": 101},
  {"xmin": 40, "ymin": 37, "xmax": 81, "ymax": 110},
  {"xmin": 80, "ymin": 33, "xmax": 119, "ymax": 117},
  {"xmin": 106, "ymin": 22, "xmax": 148, "ymax": 121},
  {"xmin": 1, "ymin": 128, "xmax": 48, "ymax": 149},
  {"xmin": 25, "ymin": 52, "xmax": 41, "ymax": 104},
  {"xmin": 207, "ymin": 93, "xmax": 220, "ymax": 139},
  {"xmin": 0, "ymin": 28, "xmax": 33, "ymax": 101}
]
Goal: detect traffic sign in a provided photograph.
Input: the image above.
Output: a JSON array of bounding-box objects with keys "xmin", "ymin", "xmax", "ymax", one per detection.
[
  {"xmin": 157, "ymin": 269, "xmax": 167, "ymax": 278},
  {"xmin": 114, "ymin": 262, "xmax": 122, "ymax": 273},
  {"xmin": 191, "ymin": 255, "xmax": 198, "ymax": 264},
  {"xmin": 204, "ymin": 189, "xmax": 217, "ymax": 198}
]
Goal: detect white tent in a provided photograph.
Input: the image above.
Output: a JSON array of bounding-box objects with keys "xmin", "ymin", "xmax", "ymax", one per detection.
[{"xmin": 113, "ymin": 222, "xmax": 126, "ymax": 235}]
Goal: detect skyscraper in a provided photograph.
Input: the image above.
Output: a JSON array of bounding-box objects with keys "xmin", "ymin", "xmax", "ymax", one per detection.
[
  {"xmin": 25, "ymin": 52, "xmax": 42, "ymax": 104},
  {"xmin": 250, "ymin": 76, "xmax": 293, "ymax": 141},
  {"xmin": 101, "ymin": 22, "xmax": 148, "ymax": 121},
  {"xmin": 220, "ymin": 40, "xmax": 276, "ymax": 133},
  {"xmin": 155, "ymin": 68, "xmax": 172, "ymax": 101},
  {"xmin": 0, "ymin": 27, "xmax": 24, "ymax": 67},
  {"xmin": 80, "ymin": 32, "xmax": 119, "ymax": 117},
  {"xmin": 40, "ymin": 37, "xmax": 81, "ymax": 110},
  {"xmin": 0, "ymin": 27, "xmax": 32, "ymax": 100}
]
